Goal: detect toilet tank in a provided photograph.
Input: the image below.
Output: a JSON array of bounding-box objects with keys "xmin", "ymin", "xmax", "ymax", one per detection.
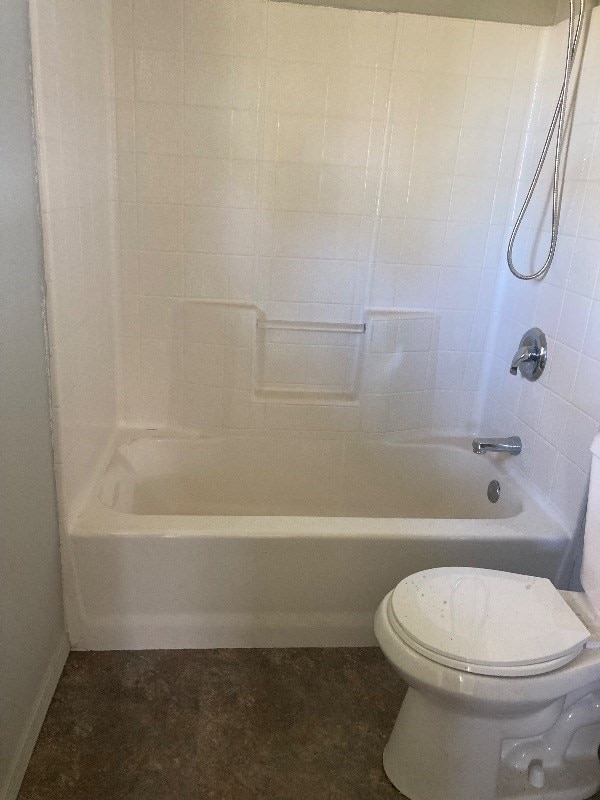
[{"xmin": 580, "ymin": 434, "xmax": 600, "ymax": 618}]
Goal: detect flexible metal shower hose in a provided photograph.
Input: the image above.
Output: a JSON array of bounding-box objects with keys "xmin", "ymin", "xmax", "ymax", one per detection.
[{"xmin": 507, "ymin": 0, "xmax": 585, "ymax": 280}]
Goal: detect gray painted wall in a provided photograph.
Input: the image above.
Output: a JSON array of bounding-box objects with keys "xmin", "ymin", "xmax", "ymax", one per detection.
[
  {"xmin": 0, "ymin": 0, "xmax": 67, "ymax": 797},
  {"xmin": 271, "ymin": 0, "xmax": 564, "ymax": 26},
  {"xmin": 556, "ymin": 0, "xmax": 599, "ymax": 22}
]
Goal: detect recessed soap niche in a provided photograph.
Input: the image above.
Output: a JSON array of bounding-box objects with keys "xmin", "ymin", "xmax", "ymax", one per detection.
[{"xmin": 255, "ymin": 319, "xmax": 366, "ymax": 401}]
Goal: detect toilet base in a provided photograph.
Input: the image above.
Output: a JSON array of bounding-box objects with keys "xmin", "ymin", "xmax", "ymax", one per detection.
[
  {"xmin": 383, "ymin": 688, "xmax": 600, "ymax": 800},
  {"xmin": 497, "ymin": 760, "xmax": 600, "ymax": 800}
]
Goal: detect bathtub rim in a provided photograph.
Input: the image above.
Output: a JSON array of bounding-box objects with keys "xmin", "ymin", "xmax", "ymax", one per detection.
[{"xmin": 70, "ymin": 427, "xmax": 571, "ymax": 548}]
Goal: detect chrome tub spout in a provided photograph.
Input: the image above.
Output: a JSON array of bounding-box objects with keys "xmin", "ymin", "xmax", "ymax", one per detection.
[{"xmin": 472, "ymin": 436, "xmax": 522, "ymax": 455}]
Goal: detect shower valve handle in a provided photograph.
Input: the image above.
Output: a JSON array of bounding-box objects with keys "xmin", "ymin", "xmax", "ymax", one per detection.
[
  {"xmin": 510, "ymin": 346, "xmax": 537, "ymax": 375},
  {"xmin": 509, "ymin": 328, "xmax": 547, "ymax": 382}
]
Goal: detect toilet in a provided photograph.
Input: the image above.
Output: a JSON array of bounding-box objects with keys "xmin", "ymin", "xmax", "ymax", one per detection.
[{"xmin": 375, "ymin": 434, "xmax": 600, "ymax": 800}]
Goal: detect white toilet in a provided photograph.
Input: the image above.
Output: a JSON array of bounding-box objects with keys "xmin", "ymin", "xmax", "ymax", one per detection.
[{"xmin": 375, "ymin": 434, "xmax": 600, "ymax": 800}]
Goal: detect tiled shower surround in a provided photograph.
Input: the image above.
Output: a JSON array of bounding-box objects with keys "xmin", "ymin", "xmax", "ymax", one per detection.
[
  {"xmin": 482, "ymin": 11, "xmax": 600, "ymax": 530},
  {"xmin": 113, "ymin": 0, "xmax": 539, "ymax": 433},
  {"xmin": 30, "ymin": 0, "xmax": 118, "ymax": 526},
  {"xmin": 31, "ymin": 0, "xmax": 600, "ymax": 533}
]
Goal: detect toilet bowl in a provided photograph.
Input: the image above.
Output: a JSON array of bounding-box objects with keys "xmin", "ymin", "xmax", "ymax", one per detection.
[{"xmin": 375, "ymin": 434, "xmax": 600, "ymax": 800}]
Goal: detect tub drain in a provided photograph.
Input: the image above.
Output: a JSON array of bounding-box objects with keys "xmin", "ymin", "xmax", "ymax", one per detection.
[{"xmin": 487, "ymin": 480, "xmax": 501, "ymax": 503}]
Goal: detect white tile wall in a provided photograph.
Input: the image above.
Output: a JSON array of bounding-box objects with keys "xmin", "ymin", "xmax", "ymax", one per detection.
[
  {"xmin": 112, "ymin": 0, "xmax": 542, "ymax": 436},
  {"xmin": 370, "ymin": 17, "xmax": 541, "ymax": 433},
  {"xmin": 481, "ymin": 6, "xmax": 600, "ymax": 531},
  {"xmin": 30, "ymin": 0, "xmax": 118, "ymax": 526}
]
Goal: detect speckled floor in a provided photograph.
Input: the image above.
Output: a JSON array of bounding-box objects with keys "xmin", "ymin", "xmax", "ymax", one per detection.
[{"xmin": 18, "ymin": 648, "xmax": 407, "ymax": 800}]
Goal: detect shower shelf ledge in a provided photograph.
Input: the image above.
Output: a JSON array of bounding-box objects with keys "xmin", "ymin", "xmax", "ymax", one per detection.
[
  {"xmin": 253, "ymin": 388, "xmax": 360, "ymax": 406},
  {"xmin": 256, "ymin": 320, "xmax": 366, "ymax": 334}
]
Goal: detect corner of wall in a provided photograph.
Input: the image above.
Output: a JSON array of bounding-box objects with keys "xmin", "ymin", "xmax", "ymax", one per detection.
[{"xmin": 2, "ymin": 635, "xmax": 69, "ymax": 800}]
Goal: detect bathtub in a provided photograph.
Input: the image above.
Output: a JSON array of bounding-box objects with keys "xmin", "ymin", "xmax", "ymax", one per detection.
[{"xmin": 66, "ymin": 430, "xmax": 572, "ymax": 650}]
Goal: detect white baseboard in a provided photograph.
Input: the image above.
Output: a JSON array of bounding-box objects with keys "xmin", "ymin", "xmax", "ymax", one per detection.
[
  {"xmin": 69, "ymin": 611, "xmax": 378, "ymax": 651},
  {"xmin": 2, "ymin": 632, "xmax": 70, "ymax": 800}
]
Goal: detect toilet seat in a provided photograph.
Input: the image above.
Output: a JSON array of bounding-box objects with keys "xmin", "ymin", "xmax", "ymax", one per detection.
[
  {"xmin": 388, "ymin": 609, "xmax": 584, "ymax": 676},
  {"xmin": 389, "ymin": 568, "xmax": 591, "ymax": 677}
]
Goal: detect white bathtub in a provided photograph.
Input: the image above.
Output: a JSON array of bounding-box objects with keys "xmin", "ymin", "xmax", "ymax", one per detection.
[{"xmin": 66, "ymin": 430, "xmax": 572, "ymax": 650}]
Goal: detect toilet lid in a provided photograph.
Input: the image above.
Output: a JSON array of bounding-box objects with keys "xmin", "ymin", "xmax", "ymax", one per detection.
[{"xmin": 390, "ymin": 568, "xmax": 590, "ymax": 673}]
